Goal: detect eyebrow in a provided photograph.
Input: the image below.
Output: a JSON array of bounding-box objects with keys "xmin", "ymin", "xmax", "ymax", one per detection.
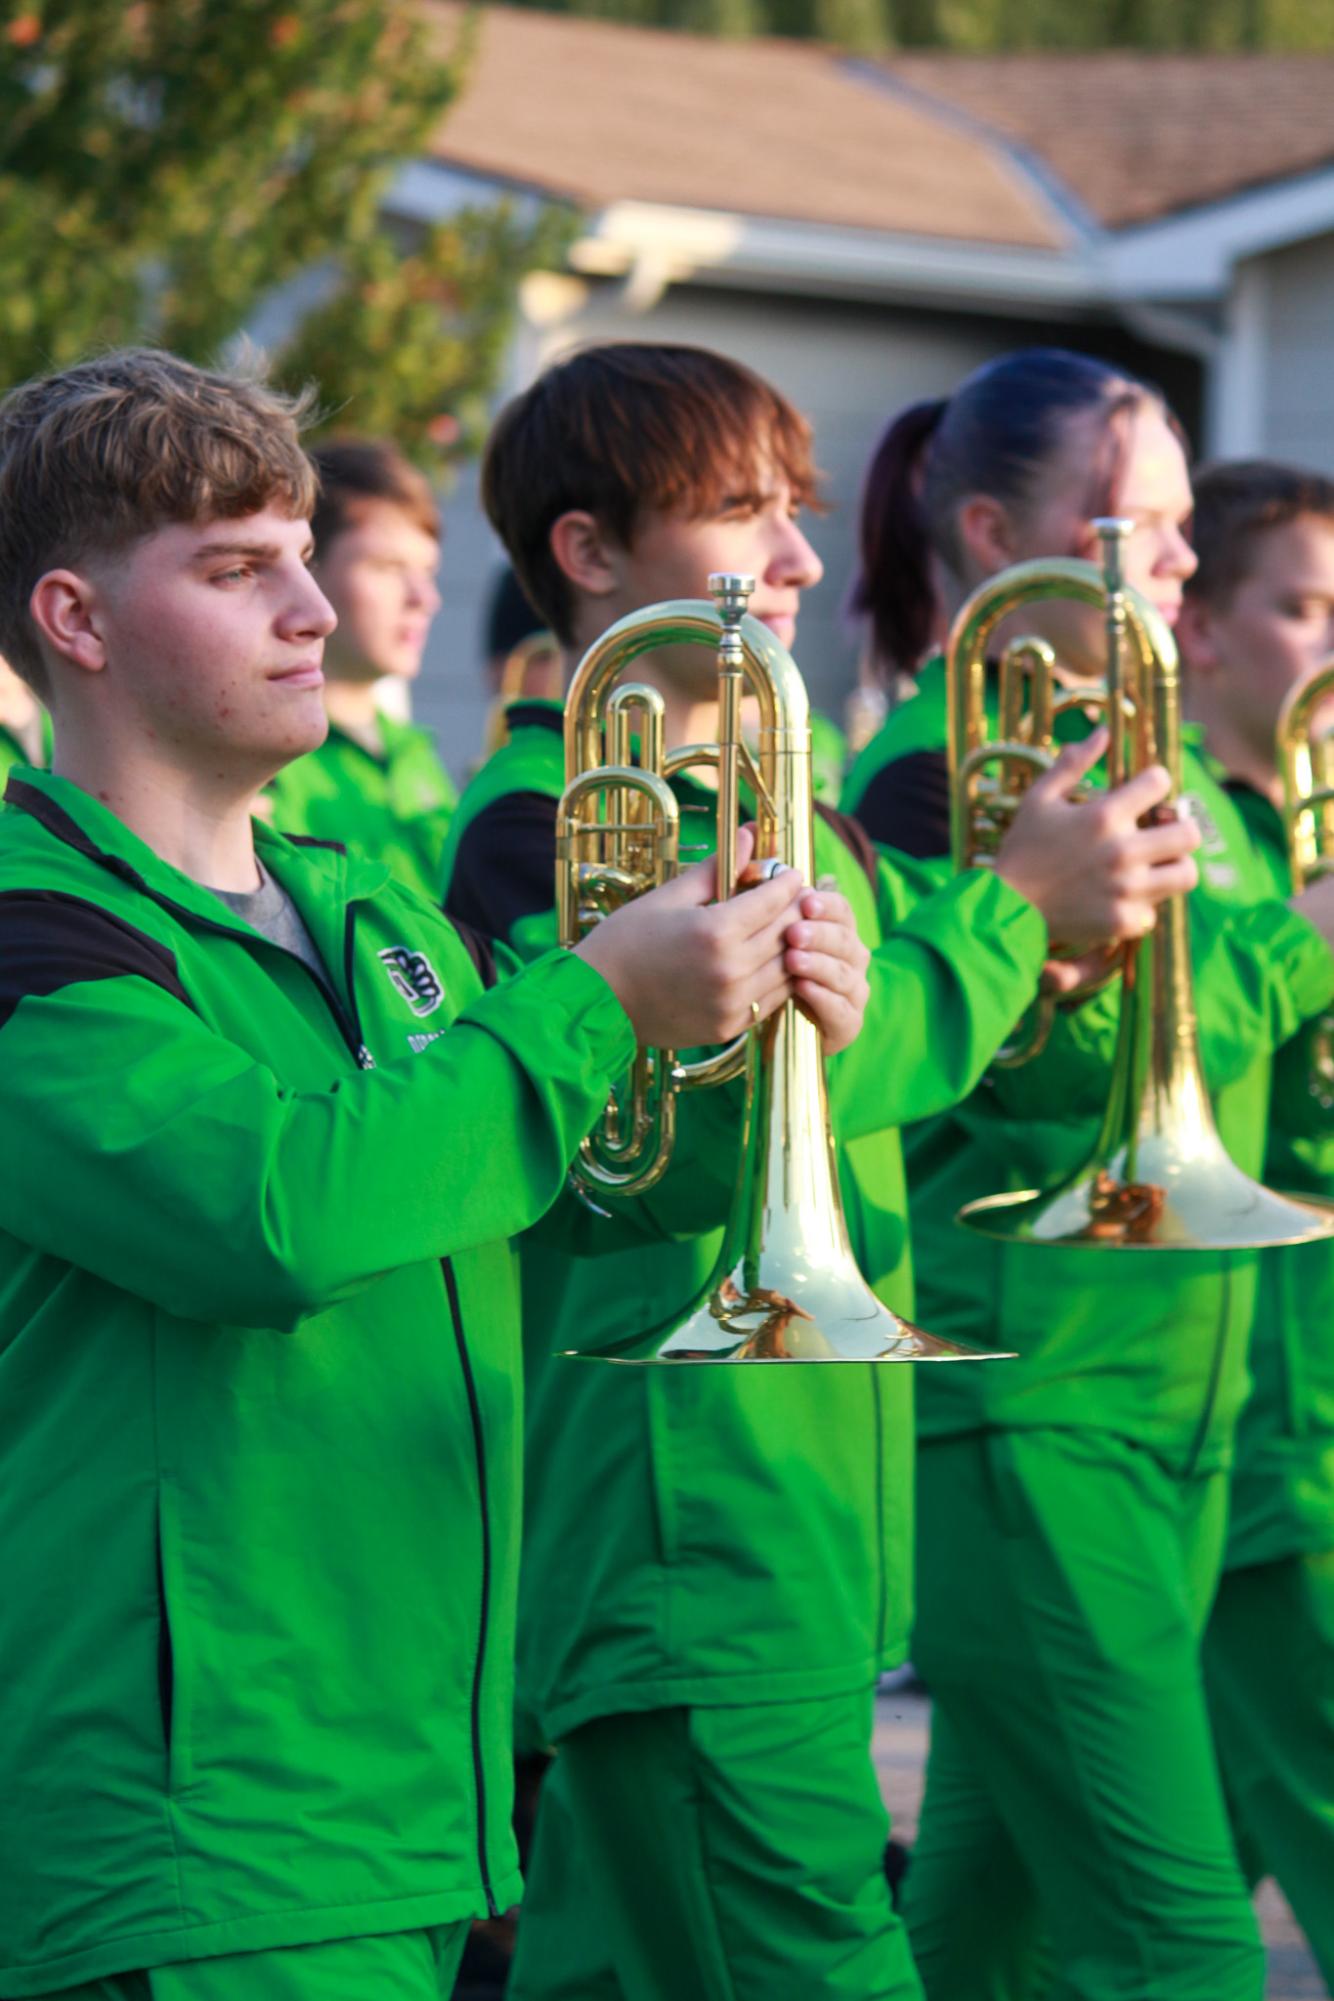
[
  {"xmin": 190, "ymin": 539, "xmax": 315, "ymax": 564},
  {"xmin": 720, "ymin": 484, "xmax": 783, "ymax": 507}
]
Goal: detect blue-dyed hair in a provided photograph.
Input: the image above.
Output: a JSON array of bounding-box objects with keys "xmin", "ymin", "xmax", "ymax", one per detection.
[{"xmin": 851, "ymin": 348, "xmax": 1178, "ymax": 677}]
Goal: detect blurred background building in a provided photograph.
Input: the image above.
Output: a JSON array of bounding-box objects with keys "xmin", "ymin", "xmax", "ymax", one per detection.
[{"xmin": 386, "ymin": 6, "xmax": 1334, "ymax": 771}]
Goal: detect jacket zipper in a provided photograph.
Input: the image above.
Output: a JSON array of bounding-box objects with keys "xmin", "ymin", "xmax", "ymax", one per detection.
[
  {"xmin": 441, "ymin": 1255, "xmax": 499, "ymax": 1918},
  {"xmin": 340, "ymin": 906, "xmax": 374, "ymax": 1069},
  {"xmin": 107, "ymin": 856, "xmax": 373, "ymax": 1069}
]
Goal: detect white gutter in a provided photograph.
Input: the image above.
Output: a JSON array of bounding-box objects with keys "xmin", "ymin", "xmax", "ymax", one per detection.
[
  {"xmin": 566, "ymin": 200, "xmax": 1104, "ymax": 317},
  {"xmin": 388, "ymin": 145, "xmax": 1329, "ymax": 380}
]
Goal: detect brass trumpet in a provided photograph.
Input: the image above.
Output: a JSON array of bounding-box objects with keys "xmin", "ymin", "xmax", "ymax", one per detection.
[
  {"xmin": 557, "ymin": 573, "xmax": 1010, "ymax": 1362},
  {"xmin": 1277, "ymin": 663, "xmax": 1334, "ymax": 1108},
  {"xmin": 953, "ymin": 520, "xmax": 1334, "ymax": 1251}
]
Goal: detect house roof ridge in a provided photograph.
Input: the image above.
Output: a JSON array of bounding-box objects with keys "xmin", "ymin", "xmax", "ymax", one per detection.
[
  {"xmin": 420, "ymin": 1, "xmax": 1066, "ymax": 250},
  {"xmin": 839, "ymin": 55, "xmax": 1099, "ymax": 244}
]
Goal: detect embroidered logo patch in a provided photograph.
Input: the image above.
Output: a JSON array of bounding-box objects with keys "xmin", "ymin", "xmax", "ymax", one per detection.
[
  {"xmin": 379, "ymin": 945, "xmax": 444, "ymax": 1018},
  {"xmin": 1179, "ymin": 793, "xmax": 1225, "ymax": 857}
]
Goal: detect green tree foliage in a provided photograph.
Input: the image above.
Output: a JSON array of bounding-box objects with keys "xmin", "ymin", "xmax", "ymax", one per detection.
[
  {"xmin": 0, "ymin": 0, "xmax": 565, "ymax": 465},
  {"xmin": 506, "ymin": 0, "xmax": 1334, "ymax": 46}
]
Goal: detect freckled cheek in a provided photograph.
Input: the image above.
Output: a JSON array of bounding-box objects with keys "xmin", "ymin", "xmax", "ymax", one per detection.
[{"xmin": 215, "ymin": 674, "xmax": 249, "ymax": 725}]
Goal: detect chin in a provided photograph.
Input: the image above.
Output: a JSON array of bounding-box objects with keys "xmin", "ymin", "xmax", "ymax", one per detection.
[{"xmin": 276, "ymin": 707, "xmax": 331, "ymax": 760}]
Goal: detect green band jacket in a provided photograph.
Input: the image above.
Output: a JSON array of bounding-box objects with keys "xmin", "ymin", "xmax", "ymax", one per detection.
[
  {"xmin": 0, "ymin": 767, "xmax": 638, "ymax": 1995},
  {"xmin": 442, "ymin": 699, "xmax": 1050, "ymax": 1741},
  {"xmin": 842, "ymin": 657, "xmax": 1334, "ymax": 1477},
  {"xmin": 1205, "ymin": 768, "xmax": 1334, "ymax": 1567},
  {"xmin": 266, "ymin": 714, "xmax": 457, "ymax": 903}
]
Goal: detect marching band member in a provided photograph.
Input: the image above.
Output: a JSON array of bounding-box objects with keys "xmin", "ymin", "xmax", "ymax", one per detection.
[
  {"xmin": 843, "ymin": 349, "xmax": 1334, "ymax": 2000},
  {"xmin": 1179, "ymin": 460, "xmax": 1334, "ymax": 1990},
  {"xmin": 265, "ymin": 438, "xmax": 457, "ymax": 897},
  {"xmin": 0, "ymin": 348, "xmax": 847, "ymax": 2001},
  {"xmin": 445, "ymin": 341, "xmax": 1197, "ymax": 2000}
]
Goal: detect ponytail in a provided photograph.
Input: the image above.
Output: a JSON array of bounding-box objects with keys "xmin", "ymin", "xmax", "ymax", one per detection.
[
  {"xmin": 852, "ymin": 348, "xmax": 1177, "ymax": 683},
  {"xmin": 848, "ymin": 397, "xmax": 946, "ymax": 682}
]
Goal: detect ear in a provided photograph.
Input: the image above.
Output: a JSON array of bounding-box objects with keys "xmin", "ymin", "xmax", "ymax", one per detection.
[
  {"xmin": 1173, "ymin": 594, "xmax": 1218, "ymax": 677},
  {"xmin": 28, "ymin": 569, "xmax": 109, "ymax": 676},
  {"xmin": 548, "ymin": 510, "xmax": 621, "ymax": 602},
  {"xmin": 956, "ymin": 495, "xmax": 1017, "ymax": 579}
]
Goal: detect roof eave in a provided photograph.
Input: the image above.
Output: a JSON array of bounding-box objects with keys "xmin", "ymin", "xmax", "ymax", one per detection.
[
  {"xmin": 1099, "ymin": 161, "xmax": 1334, "ymax": 300},
  {"xmin": 566, "ymin": 197, "xmax": 1103, "ymax": 316}
]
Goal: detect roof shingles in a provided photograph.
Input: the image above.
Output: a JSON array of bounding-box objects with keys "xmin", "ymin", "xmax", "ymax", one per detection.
[
  {"xmin": 421, "ymin": 4, "xmax": 1067, "ymax": 249},
  {"xmin": 421, "ymin": 14, "xmax": 1334, "ymax": 242},
  {"xmin": 882, "ymin": 53, "xmax": 1334, "ymax": 230}
]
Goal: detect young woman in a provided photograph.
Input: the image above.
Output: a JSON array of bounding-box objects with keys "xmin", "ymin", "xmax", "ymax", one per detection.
[{"xmin": 843, "ymin": 350, "xmax": 1334, "ymax": 2001}]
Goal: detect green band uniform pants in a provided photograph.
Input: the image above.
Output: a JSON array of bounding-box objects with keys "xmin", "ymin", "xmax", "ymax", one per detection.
[
  {"xmin": 903, "ymin": 1429, "xmax": 1264, "ymax": 2001},
  {"xmin": 507, "ymin": 1689, "xmax": 922, "ymax": 2001},
  {"xmin": 1204, "ymin": 1547, "xmax": 1334, "ymax": 1991}
]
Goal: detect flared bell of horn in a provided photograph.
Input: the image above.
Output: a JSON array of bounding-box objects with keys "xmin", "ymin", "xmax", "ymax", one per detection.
[
  {"xmin": 956, "ymin": 520, "xmax": 1334, "ymax": 1255},
  {"xmin": 570, "ymin": 999, "xmax": 1015, "ymax": 1365},
  {"xmin": 960, "ymin": 895, "xmax": 1334, "ymax": 1252}
]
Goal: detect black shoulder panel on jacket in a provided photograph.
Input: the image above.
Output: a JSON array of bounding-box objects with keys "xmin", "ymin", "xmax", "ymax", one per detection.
[
  {"xmin": 281, "ymin": 832, "xmax": 349, "ymax": 855},
  {"xmin": 0, "ymin": 890, "xmax": 190, "ymax": 1032},
  {"xmin": 447, "ymin": 917, "xmax": 500, "ymax": 992},
  {"xmin": 813, "ymin": 801, "xmax": 880, "ymax": 892},
  {"xmin": 445, "ymin": 791, "xmax": 559, "ymax": 945},
  {"xmin": 506, "ymin": 702, "xmax": 563, "ymax": 736},
  {"xmin": 851, "ymin": 749, "xmax": 951, "ymax": 861}
]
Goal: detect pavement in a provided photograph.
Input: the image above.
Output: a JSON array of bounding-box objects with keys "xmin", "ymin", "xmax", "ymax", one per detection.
[{"xmin": 873, "ymin": 1684, "xmax": 1324, "ymax": 2000}]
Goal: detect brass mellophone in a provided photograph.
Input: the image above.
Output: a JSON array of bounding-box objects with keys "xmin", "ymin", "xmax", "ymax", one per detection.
[
  {"xmin": 555, "ymin": 572, "xmax": 1009, "ymax": 1364},
  {"xmin": 1278, "ymin": 663, "xmax": 1334, "ymax": 1109},
  {"xmin": 949, "ymin": 520, "xmax": 1334, "ymax": 1251}
]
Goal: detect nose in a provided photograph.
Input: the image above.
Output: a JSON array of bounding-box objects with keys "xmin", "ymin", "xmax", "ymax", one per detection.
[
  {"xmin": 281, "ymin": 565, "xmax": 338, "ymax": 641},
  {"xmin": 768, "ymin": 516, "xmax": 823, "ymax": 592},
  {"xmin": 1160, "ymin": 520, "xmax": 1197, "ymax": 583}
]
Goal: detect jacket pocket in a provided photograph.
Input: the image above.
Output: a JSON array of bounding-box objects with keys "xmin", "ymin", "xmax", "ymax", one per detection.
[
  {"xmin": 154, "ymin": 1499, "xmax": 191, "ymax": 1792},
  {"xmin": 155, "ymin": 1511, "xmax": 174, "ymax": 1759}
]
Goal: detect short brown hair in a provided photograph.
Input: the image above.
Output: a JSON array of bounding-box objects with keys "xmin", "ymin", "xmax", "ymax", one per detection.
[
  {"xmin": 309, "ymin": 438, "xmax": 440, "ymax": 551},
  {"xmin": 481, "ymin": 343, "xmax": 822, "ymax": 644},
  {"xmin": 1187, "ymin": 460, "xmax": 1334, "ymax": 610},
  {"xmin": 0, "ymin": 347, "xmax": 318, "ymax": 697}
]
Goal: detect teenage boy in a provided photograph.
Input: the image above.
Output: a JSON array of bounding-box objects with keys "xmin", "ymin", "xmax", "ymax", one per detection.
[
  {"xmin": 444, "ymin": 341, "xmax": 1201, "ymax": 2001},
  {"xmin": 265, "ymin": 438, "xmax": 457, "ymax": 898},
  {"xmin": 1178, "ymin": 459, "xmax": 1334, "ymax": 1988},
  {"xmin": 0, "ymin": 348, "xmax": 866, "ymax": 2001}
]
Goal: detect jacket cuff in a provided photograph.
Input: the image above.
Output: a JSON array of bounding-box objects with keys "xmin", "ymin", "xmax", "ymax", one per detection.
[
  {"xmin": 1243, "ymin": 903, "xmax": 1334, "ymax": 1022},
  {"xmin": 906, "ymin": 867, "xmax": 1050, "ymax": 981},
  {"xmin": 486, "ymin": 945, "xmax": 638, "ymax": 1080}
]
